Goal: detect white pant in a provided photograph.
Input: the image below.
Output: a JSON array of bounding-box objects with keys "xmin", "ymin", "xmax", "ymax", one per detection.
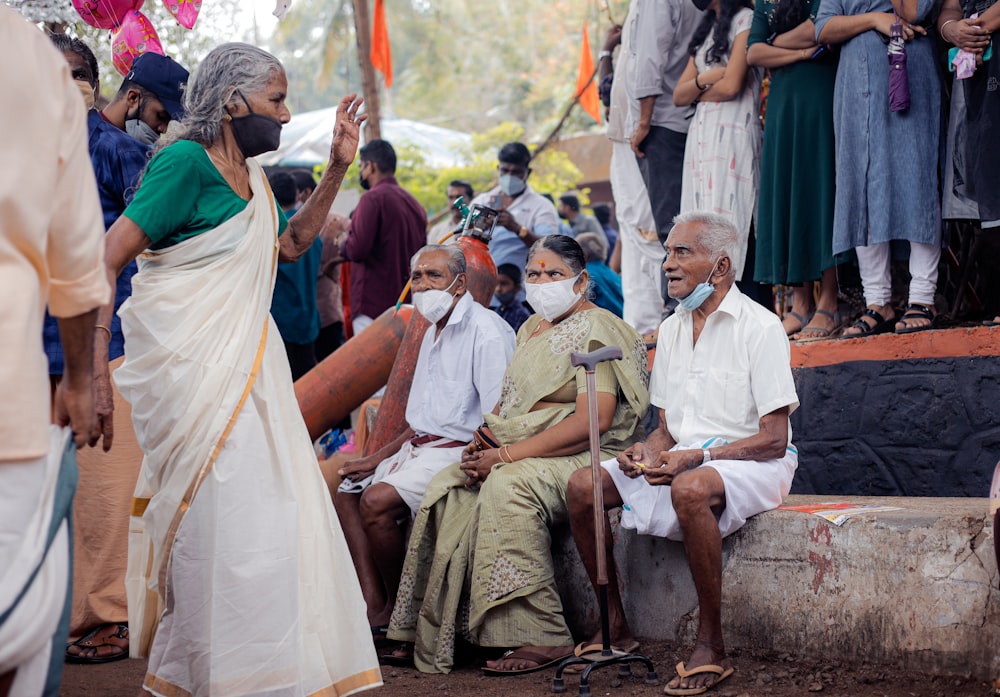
[
  {"xmin": 856, "ymin": 241, "xmax": 940, "ymax": 307},
  {"xmin": 610, "ymin": 141, "xmax": 664, "ymax": 334}
]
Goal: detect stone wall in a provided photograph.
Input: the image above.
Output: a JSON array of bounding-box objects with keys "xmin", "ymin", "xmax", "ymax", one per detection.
[{"xmin": 790, "ymin": 356, "xmax": 1000, "ymax": 497}]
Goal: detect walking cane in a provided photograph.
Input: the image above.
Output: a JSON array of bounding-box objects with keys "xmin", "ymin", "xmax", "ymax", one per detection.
[{"xmin": 553, "ymin": 347, "xmax": 658, "ymax": 696}]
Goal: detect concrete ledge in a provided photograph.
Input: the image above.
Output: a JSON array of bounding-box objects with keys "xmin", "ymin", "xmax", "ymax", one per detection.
[{"xmin": 553, "ymin": 495, "xmax": 999, "ymax": 680}]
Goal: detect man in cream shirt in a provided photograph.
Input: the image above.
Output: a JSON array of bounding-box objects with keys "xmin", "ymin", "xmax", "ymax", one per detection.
[
  {"xmin": 0, "ymin": 7, "xmax": 111, "ymax": 696},
  {"xmin": 567, "ymin": 212, "xmax": 799, "ymax": 696}
]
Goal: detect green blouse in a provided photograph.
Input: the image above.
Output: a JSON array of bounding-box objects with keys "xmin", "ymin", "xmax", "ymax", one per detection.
[{"xmin": 124, "ymin": 139, "xmax": 288, "ymax": 250}]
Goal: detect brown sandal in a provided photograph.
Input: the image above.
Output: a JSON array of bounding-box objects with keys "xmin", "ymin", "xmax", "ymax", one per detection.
[{"xmin": 65, "ymin": 623, "xmax": 129, "ymax": 664}]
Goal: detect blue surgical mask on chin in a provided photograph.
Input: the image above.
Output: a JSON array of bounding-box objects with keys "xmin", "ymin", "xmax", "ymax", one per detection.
[{"xmin": 678, "ymin": 261, "xmax": 721, "ymax": 311}]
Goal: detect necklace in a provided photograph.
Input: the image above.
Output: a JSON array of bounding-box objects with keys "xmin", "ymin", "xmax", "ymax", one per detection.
[{"xmin": 206, "ymin": 145, "xmax": 251, "ymax": 199}]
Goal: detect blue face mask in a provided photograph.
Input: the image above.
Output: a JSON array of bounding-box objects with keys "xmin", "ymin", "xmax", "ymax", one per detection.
[{"xmin": 678, "ymin": 260, "xmax": 721, "ymax": 311}]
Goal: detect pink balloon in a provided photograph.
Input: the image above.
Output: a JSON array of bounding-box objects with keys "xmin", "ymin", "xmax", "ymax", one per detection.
[
  {"xmin": 111, "ymin": 10, "xmax": 164, "ymax": 76},
  {"xmin": 161, "ymin": 0, "xmax": 201, "ymax": 29},
  {"xmin": 71, "ymin": 0, "xmax": 144, "ymax": 30}
]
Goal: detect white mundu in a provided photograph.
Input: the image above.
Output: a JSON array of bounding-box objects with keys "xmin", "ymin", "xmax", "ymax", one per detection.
[{"xmin": 117, "ymin": 161, "xmax": 381, "ymax": 697}]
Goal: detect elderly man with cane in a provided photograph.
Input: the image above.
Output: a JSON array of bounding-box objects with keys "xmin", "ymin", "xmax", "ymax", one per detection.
[{"xmin": 567, "ymin": 211, "xmax": 799, "ymax": 696}]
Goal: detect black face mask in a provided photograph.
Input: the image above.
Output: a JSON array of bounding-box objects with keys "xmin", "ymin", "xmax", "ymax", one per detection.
[
  {"xmin": 229, "ymin": 90, "xmax": 282, "ymax": 158},
  {"xmin": 692, "ymin": 0, "xmax": 712, "ymax": 10},
  {"xmin": 359, "ymin": 162, "xmax": 371, "ymax": 190}
]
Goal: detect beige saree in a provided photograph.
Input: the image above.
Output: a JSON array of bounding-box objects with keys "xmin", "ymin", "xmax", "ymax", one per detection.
[
  {"xmin": 388, "ymin": 309, "xmax": 649, "ymax": 673},
  {"xmin": 116, "ymin": 160, "xmax": 381, "ymax": 697}
]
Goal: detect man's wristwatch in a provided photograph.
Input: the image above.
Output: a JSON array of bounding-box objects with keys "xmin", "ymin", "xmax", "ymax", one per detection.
[
  {"xmin": 701, "ymin": 448, "xmax": 712, "ymax": 465},
  {"xmin": 598, "ymin": 50, "xmax": 613, "ymax": 61},
  {"xmin": 518, "ymin": 226, "xmax": 530, "ymax": 239}
]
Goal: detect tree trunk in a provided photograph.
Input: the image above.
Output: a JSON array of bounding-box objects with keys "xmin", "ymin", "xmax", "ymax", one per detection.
[{"xmin": 351, "ymin": 0, "xmax": 381, "ymax": 141}]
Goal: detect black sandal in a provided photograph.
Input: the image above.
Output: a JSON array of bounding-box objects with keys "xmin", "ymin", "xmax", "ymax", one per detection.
[
  {"xmin": 841, "ymin": 308, "xmax": 894, "ymax": 339},
  {"xmin": 894, "ymin": 303, "xmax": 935, "ymax": 334}
]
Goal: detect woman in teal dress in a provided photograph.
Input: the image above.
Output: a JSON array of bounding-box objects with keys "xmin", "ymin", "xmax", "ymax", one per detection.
[{"xmin": 748, "ymin": 0, "xmax": 841, "ymax": 340}]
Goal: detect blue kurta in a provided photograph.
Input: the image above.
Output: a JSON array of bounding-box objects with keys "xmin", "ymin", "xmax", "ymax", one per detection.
[{"xmin": 815, "ymin": 0, "xmax": 942, "ymax": 255}]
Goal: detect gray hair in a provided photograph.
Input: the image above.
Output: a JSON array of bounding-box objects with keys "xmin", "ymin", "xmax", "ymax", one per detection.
[
  {"xmin": 411, "ymin": 244, "xmax": 467, "ymax": 278},
  {"xmin": 575, "ymin": 233, "xmax": 608, "ymax": 263},
  {"xmin": 671, "ymin": 211, "xmax": 740, "ymax": 273},
  {"xmin": 160, "ymin": 43, "xmax": 283, "ymax": 149}
]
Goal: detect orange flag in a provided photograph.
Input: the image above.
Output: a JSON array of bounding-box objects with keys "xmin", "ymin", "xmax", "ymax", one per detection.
[
  {"xmin": 575, "ymin": 24, "xmax": 601, "ymax": 124},
  {"xmin": 371, "ymin": 0, "xmax": 393, "ymax": 88}
]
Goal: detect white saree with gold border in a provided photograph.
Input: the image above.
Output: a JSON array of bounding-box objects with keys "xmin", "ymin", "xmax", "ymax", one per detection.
[{"xmin": 116, "ymin": 160, "xmax": 381, "ymax": 697}]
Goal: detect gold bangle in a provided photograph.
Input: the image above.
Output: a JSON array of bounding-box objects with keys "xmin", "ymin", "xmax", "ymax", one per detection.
[
  {"xmin": 499, "ymin": 446, "xmax": 513, "ymax": 463},
  {"xmin": 940, "ymin": 19, "xmax": 956, "ymax": 40},
  {"xmin": 95, "ymin": 324, "xmax": 112, "ymax": 340}
]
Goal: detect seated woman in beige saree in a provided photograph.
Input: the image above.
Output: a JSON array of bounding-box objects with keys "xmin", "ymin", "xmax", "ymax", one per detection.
[{"xmin": 386, "ymin": 235, "xmax": 650, "ymax": 675}]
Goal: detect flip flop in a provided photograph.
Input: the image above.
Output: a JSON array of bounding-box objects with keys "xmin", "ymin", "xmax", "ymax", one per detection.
[
  {"xmin": 663, "ymin": 661, "xmax": 735, "ymax": 695},
  {"xmin": 65, "ymin": 623, "xmax": 129, "ymax": 664},
  {"xmin": 481, "ymin": 647, "xmax": 574, "ymax": 676},
  {"xmin": 378, "ymin": 643, "xmax": 414, "ymax": 667}
]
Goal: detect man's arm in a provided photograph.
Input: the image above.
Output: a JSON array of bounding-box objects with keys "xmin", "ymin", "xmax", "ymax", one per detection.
[{"xmin": 54, "ymin": 310, "xmax": 99, "ymax": 448}]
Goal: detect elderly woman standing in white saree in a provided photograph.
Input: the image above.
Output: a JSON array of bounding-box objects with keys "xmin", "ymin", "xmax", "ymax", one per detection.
[{"xmin": 95, "ymin": 43, "xmax": 381, "ymax": 697}]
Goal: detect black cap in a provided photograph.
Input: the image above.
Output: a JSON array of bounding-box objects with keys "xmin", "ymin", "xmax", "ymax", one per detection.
[{"xmin": 126, "ymin": 52, "xmax": 189, "ymax": 121}]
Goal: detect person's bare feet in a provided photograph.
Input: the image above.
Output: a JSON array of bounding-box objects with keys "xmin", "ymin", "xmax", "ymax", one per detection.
[{"xmin": 664, "ymin": 642, "xmax": 734, "ymax": 694}]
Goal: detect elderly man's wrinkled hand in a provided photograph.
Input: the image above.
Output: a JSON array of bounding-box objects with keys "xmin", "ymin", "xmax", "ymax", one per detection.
[
  {"xmin": 618, "ymin": 443, "xmax": 647, "ymax": 479},
  {"xmin": 329, "ymin": 94, "xmax": 366, "ymax": 168},
  {"xmin": 54, "ymin": 380, "xmax": 96, "ymax": 449},
  {"xmin": 338, "ymin": 455, "xmax": 377, "ymax": 482},
  {"xmin": 642, "ymin": 449, "xmax": 701, "ymax": 486}
]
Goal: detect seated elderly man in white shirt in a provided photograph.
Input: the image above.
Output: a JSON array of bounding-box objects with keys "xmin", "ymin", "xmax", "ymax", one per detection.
[
  {"xmin": 335, "ymin": 244, "xmax": 515, "ymax": 645},
  {"xmin": 567, "ymin": 212, "xmax": 798, "ymax": 696}
]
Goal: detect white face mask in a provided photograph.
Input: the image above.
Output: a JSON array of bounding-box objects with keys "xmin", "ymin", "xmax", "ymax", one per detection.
[
  {"xmin": 525, "ymin": 274, "xmax": 582, "ymax": 322},
  {"xmin": 498, "ymin": 173, "xmax": 526, "ymax": 197},
  {"xmin": 413, "ymin": 276, "xmax": 459, "ymax": 324}
]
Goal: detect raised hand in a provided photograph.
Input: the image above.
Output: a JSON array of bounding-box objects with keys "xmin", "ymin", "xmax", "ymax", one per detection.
[{"xmin": 329, "ymin": 94, "xmax": 367, "ymax": 169}]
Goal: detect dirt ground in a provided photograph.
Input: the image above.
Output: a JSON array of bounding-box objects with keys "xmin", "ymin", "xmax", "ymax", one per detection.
[{"xmin": 59, "ymin": 639, "xmax": 996, "ymax": 697}]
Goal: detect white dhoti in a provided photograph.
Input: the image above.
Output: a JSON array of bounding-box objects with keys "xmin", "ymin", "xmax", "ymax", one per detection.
[
  {"xmin": 604, "ymin": 443, "xmax": 798, "ymax": 540},
  {"xmin": 610, "ymin": 141, "xmax": 664, "ymax": 335},
  {"xmin": 117, "ymin": 161, "xmax": 381, "ymax": 697},
  {"xmin": 0, "ymin": 427, "xmax": 74, "ymax": 697},
  {"xmin": 338, "ymin": 440, "xmax": 465, "ymax": 514}
]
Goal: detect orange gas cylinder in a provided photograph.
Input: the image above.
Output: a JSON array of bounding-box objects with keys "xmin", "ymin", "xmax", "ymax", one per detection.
[
  {"xmin": 456, "ymin": 235, "xmax": 497, "ymax": 307},
  {"xmin": 295, "ymin": 305, "xmax": 413, "ymax": 440},
  {"xmin": 363, "ymin": 240, "xmax": 498, "ymax": 455}
]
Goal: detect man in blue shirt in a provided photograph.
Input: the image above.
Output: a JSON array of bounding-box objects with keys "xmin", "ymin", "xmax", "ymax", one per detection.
[
  {"xmin": 577, "ymin": 233, "xmax": 624, "ymax": 317},
  {"xmin": 268, "ymin": 171, "xmax": 323, "ymax": 380}
]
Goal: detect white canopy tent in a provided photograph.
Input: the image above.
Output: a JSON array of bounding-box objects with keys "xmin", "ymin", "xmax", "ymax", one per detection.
[{"xmin": 257, "ymin": 108, "xmax": 472, "ymax": 168}]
